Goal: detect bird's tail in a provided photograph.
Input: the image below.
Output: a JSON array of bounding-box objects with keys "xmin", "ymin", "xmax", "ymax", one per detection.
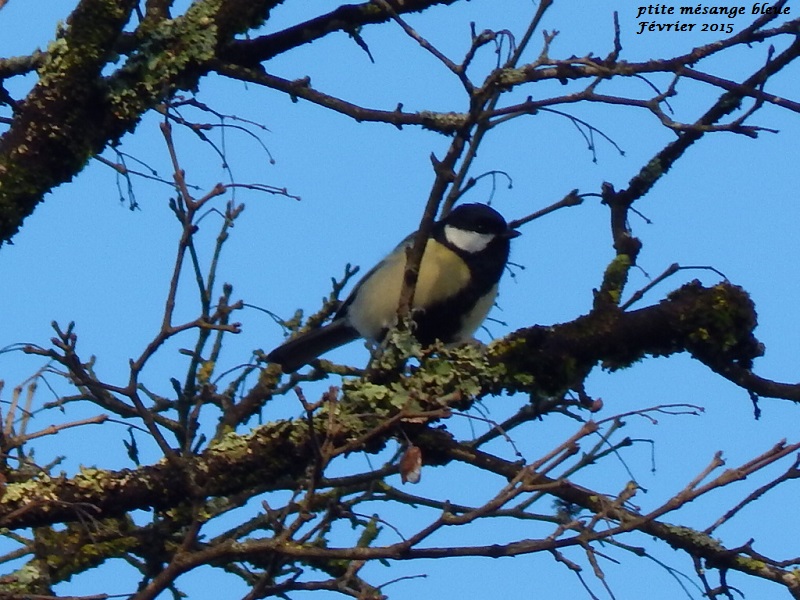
[{"xmin": 267, "ymin": 320, "xmax": 360, "ymax": 373}]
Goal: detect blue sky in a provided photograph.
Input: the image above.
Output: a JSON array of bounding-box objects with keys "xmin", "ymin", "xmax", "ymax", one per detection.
[{"xmin": 1, "ymin": 1, "xmax": 799, "ymax": 598}]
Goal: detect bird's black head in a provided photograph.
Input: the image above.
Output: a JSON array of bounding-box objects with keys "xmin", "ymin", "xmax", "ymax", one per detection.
[
  {"xmin": 444, "ymin": 203, "xmax": 511, "ymax": 234},
  {"xmin": 439, "ymin": 203, "xmax": 520, "ymax": 254}
]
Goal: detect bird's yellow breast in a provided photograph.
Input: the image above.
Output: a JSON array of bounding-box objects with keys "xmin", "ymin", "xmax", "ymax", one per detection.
[{"xmin": 347, "ymin": 239, "xmax": 471, "ymax": 340}]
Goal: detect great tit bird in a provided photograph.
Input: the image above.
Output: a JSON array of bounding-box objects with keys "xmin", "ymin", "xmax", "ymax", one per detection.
[{"xmin": 267, "ymin": 203, "xmax": 520, "ymax": 372}]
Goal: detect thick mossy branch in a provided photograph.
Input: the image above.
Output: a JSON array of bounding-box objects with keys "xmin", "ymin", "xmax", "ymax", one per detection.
[
  {"xmin": 496, "ymin": 280, "xmax": 760, "ymax": 396},
  {"xmin": 0, "ymin": 0, "xmax": 138, "ymax": 242},
  {"xmin": 0, "ymin": 419, "xmax": 314, "ymax": 529},
  {"xmin": 0, "ymin": 0, "xmax": 281, "ymax": 242},
  {"xmin": 31, "ymin": 518, "xmax": 138, "ymax": 586},
  {"xmin": 0, "ymin": 282, "xmax": 761, "ymax": 530}
]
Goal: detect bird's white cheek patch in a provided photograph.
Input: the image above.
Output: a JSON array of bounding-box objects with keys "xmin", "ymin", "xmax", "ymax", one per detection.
[{"xmin": 444, "ymin": 225, "xmax": 495, "ymax": 253}]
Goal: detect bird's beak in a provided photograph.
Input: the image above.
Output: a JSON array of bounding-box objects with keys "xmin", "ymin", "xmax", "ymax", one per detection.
[{"xmin": 502, "ymin": 229, "xmax": 521, "ymax": 239}]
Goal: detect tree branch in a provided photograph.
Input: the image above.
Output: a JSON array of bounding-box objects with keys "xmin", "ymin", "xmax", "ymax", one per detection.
[{"xmin": 219, "ymin": 0, "xmax": 464, "ymax": 66}]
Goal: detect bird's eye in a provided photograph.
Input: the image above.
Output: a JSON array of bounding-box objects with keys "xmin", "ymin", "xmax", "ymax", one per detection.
[{"xmin": 482, "ymin": 224, "xmax": 502, "ymax": 234}]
